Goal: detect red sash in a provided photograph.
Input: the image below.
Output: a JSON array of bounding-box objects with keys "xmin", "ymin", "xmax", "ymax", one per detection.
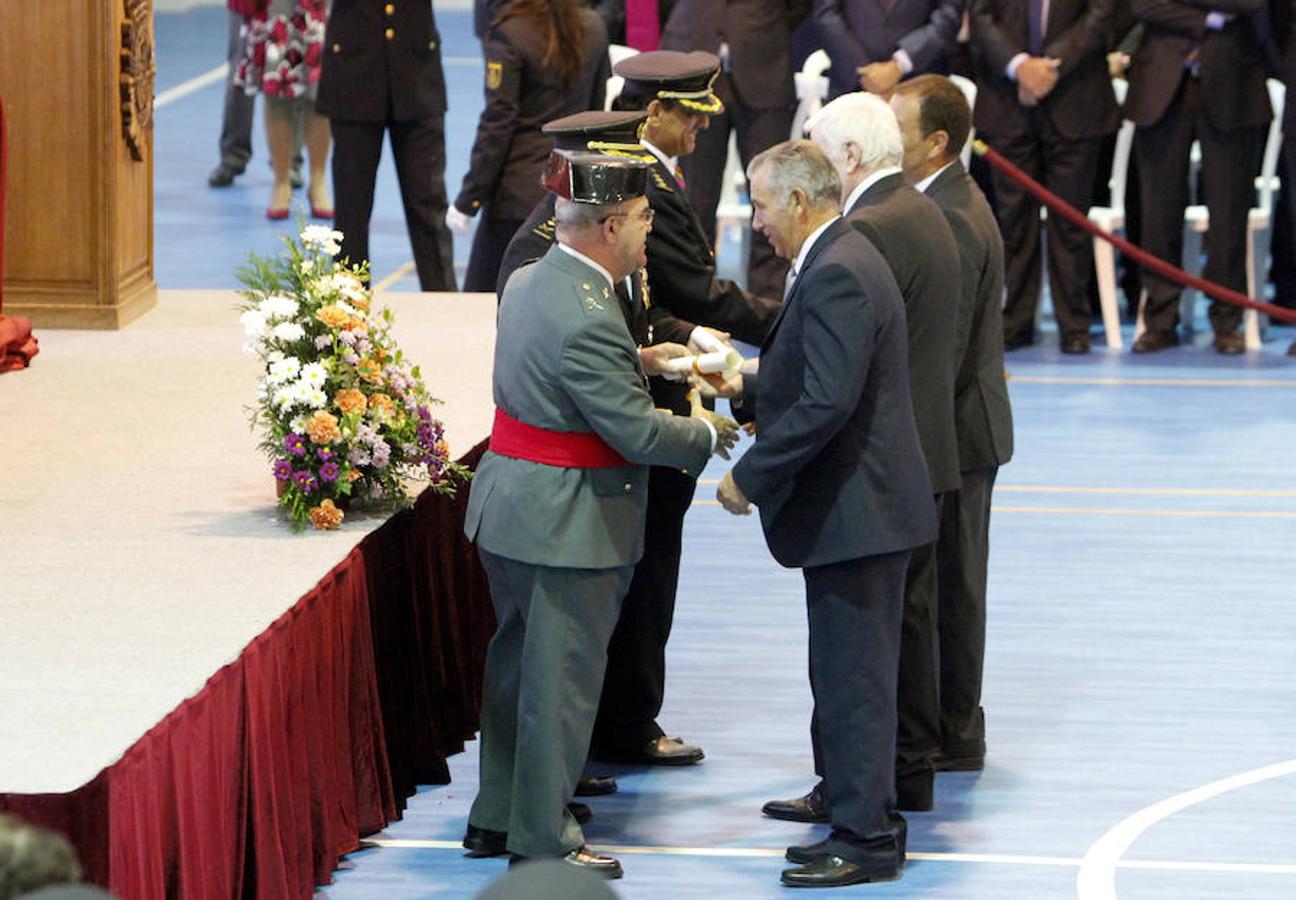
[{"xmin": 489, "ymin": 408, "xmax": 628, "ymax": 468}]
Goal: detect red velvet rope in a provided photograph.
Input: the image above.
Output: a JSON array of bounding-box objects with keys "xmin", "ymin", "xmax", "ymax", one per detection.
[{"xmin": 972, "ymin": 139, "xmax": 1296, "ymax": 325}]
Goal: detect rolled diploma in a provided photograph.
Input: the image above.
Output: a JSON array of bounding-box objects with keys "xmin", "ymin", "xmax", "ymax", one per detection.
[
  {"xmin": 690, "ymin": 329, "xmax": 730, "ymax": 355},
  {"xmin": 662, "ymin": 349, "xmax": 743, "ymax": 375}
]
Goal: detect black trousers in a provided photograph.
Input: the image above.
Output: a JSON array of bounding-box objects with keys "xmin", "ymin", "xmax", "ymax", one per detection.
[
  {"xmin": 1135, "ymin": 75, "xmax": 1265, "ymax": 335},
  {"xmin": 678, "ymin": 76, "xmax": 791, "ymax": 301},
  {"xmin": 806, "ymin": 550, "xmax": 910, "ymax": 868},
  {"xmin": 989, "ymin": 111, "xmax": 1103, "ymax": 343},
  {"xmin": 464, "ymin": 214, "xmax": 524, "ymax": 293},
  {"xmin": 895, "ymin": 494, "xmax": 944, "ymax": 782},
  {"xmin": 935, "ymin": 466, "xmax": 997, "ymax": 761},
  {"xmin": 219, "ymin": 12, "xmax": 254, "ymax": 169},
  {"xmin": 330, "ymin": 116, "xmax": 456, "ymax": 292},
  {"xmin": 589, "ymin": 465, "xmax": 697, "ymax": 753}
]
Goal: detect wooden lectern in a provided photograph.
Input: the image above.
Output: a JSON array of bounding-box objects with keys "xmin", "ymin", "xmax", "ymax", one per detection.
[{"xmin": 0, "ymin": 1, "xmax": 158, "ymax": 329}]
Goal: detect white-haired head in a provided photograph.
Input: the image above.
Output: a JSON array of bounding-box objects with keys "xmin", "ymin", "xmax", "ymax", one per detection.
[{"xmin": 806, "ymin": 92, "xmax": 904, "ymax": 199}]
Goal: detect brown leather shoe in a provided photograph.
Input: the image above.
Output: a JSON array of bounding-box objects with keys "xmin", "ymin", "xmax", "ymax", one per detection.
[
  {"xmin": 1132, "ymin": 330, "xmax": 1179, "ymax": 353},
  {"xmin": 780, "ymin": 854, "xmax": 901, "ymax": 887},
  {"xmin": 1213, "ymin": 330, "xmax": 1245, "ymax": 354},
  {"xmin": 762, "ymin": 783, "xmax": 829, "ymax": 823},
  {"xmin": 574, "ymin": 773, "xmax": 618, "ymax": 796}
]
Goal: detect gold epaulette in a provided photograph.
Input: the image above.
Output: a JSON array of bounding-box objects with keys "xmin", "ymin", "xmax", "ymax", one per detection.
[{"xmin": 651, "ymin": 171, "xmax": 673, "ymax": 193}]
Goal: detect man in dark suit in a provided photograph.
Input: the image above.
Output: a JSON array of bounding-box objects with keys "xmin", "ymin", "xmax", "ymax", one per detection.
[
  {"xmin": 717, "ymin": 140, "xmax": 936, "ymax": 888},
  {"xmin": 970, "ymin": 0, "xmax": 1120, "ymax": 353},
  {"xmin": 656, "ymin": 1, "xmax": 812, "ymax": 299},
  {"xmin": 804, "ymin": 91, "xmax": 960, "ymax": 812},
  {"xmin": 814, "ymin": 0, "xmax": 968, "ymax": 101},
  {"xmin": 892, "ymin": 75, "xmax": 1014, "ymax": 771},
  {"xmin": 1125, "ymin": 0, "xmax": 1273, "ymax": 353},
  {"xmin": 316, "ymin": 0, "xmax": 457, "ymax": 291},
  {"xmin": 463, "ymin": 153, "xmax": 736, "ymax": 877}
]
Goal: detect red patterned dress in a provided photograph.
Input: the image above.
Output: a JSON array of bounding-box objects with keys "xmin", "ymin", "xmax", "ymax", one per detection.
[{"xmin": 234, "ymin": 0, "xmax": 328, "ymax": 100}]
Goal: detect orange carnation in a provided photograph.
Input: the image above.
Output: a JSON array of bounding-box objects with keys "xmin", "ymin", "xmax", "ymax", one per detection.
[
  {"xmin": 305, "ymin": 409, "xmax": 342, "ymax": 444},
  {"xmin": 357, "ymin": 359, "xmax": 384, "ymax": 384},
  {"xmin": 334, "ymin": 388, "xmax": 368, "ymax": 416},
  {"xmin": 346, "ymin": 317, "xmax": 368, "ymax": 332},
  {"xmin": 316, "ymin": 305, "xmax": 350, "ymax": 329},
  {"xmin": 368, "ymin": 393, "xmax": 396, "ymax": 420},
  {"xmin": 308, "ymin": 499, "xmax": 345, "ymax": 530}
]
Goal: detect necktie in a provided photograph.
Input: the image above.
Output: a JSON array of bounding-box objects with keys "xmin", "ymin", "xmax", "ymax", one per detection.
[
  {"xmin": 626, "ymin": 0, "xmax": 661, "ymax": 52},
  {"xmin": 673, "ymin": 164, "xmax": 687, "ymax": 188},
  {"xmin": 784, "ymin": 266, "xmax": 798, "ymax": 300},
  {"xmin": 1027, "ymin": 0, "xmax": 1045, "ymax": 56}
]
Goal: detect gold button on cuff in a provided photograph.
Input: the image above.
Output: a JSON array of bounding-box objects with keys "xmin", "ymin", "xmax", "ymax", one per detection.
[
  {"xmin": 384, "ymin": 3, "xmax": 394, "ymax": 13},
  {"xmin": 471, "ymin": 200, "xmax": 481, "ymax": 209},
  {"xmin": 429, "ymin": 40, "xmax": 438, "ymax": 50},
  {"xmin": 331, "ymin": 43, "xmax": 341, "ymax": 53},
  {"xmin": 384, "ymin": 27, "xmax": 394, "ymax": 39},
  {"xmin": 623, "ymin": 483, "xmax": 633, "ymax": 492}
]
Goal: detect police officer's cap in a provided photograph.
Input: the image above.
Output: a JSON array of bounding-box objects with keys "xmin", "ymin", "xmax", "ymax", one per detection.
[
  {"xmin": 542, "ymin": 151, "xmax": 649, "ymax": 205},
  {"xmin": 542, "ymin": 111, "xmax": 652, "ymax": 160},
  {"xmin": 613, "ymin": 51, "xmax": 724, "ymax": 115}
]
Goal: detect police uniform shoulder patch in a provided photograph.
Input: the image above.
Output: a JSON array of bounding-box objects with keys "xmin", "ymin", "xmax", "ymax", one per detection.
[{"xmin": 486, "ymin": 61, "xmax": 503, "ymax": 90}]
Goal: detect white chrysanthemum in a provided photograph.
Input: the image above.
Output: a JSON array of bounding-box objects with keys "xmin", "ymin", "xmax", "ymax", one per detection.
[
  {"xmin": 273, "ymin": 387, "xmax": 296, "ymax": 411},
  {"xmin": 240, "ymin": 309, "xmax": 268, "ymax": 339},
  {"xmin": 259, "ymin": 294, "xmax": 299, "ymax": 320},
  {"xmin": 272, "ymin": 322, "xmax": 306, "ymax": 342},
  {"xmin": 333, "ymin": 273, "xmax": 366, "ymax": 303},
  {"xmin": 267, "ymin": 349, "xmax": 285, "ymax": 363},
  {"xmin": 267, "ymin": 356, "xmax": 302, "ymax": 385},
  {"xmin": 306, "ymin": 387, "xmax": 328, "ymax": 409},
  {"xmin": 299, "ymin": 361, "xmax": 328, "ymax": 387},
  {"xmin": 300, "ymin": 258, "xmax": 316, "ymax": 276},
  {"xmin": 301, "ymin": 225, "xmax": 344, "ymax": 255},
  {"xmin": 291, "ymin": 414, "xmax": 308, "ymax": 432}
]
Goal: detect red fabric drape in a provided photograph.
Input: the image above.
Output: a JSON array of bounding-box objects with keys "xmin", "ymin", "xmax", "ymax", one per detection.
[
  {"xmin": 0, "ymin": 441, "xmax": 494, "ymax": 899},
  {"xmin": 0, "ymin": 97, "xmax": 40, "ymax": 372}
]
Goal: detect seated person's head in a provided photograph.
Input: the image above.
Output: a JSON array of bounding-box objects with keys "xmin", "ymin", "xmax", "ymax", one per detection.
[{"xmin": 0, "ymin": 814, "xmax": 83, "ymax": 900}]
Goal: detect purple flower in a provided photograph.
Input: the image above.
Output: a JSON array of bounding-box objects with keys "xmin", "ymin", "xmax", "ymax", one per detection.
[
  {"xmin": 317, "ymin": 447, "xmax": 335, "ymax": 461},
  {"xmin": 347, "ymin": 447, "xmax": 371, "ymax": 466},
  {"xmin": 314, "ymin": 334, "xmax": 332, "ymax": 350},
  {"xmin": 416, "ymin": 406, "xmax": 432, "ymax": 423},
  {"xmin": 273, "ymin": 460, "xmax": 293, "ymax": 481},
  {"xmin": 283, "ymin": 433, "xmax": 307, "ymax": 456},
  {"xmin": 338, "ymin": 330, "xmax": 357, "ymax": 345},
  {"xmin": 342, "ymin": 352, "xmax": 360, "ymax": 365},
  {"xmin": 319, "ymin": 461, "xmax": 340, "ymax": 483},
  {"xmin": 293, "ymin": 470, "xmax": 318, "ymax": 493}
]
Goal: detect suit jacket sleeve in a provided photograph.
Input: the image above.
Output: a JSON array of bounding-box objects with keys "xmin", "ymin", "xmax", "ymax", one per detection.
[
  {"xmin": 815, "ymin": 0, "xmax": 874, "ymax": 88},
  {"xmin": 1045, "ymin": 0, "xmax": 1120, "ymax": 80},
  {"xmin": 898, "ymin": 0, "xmax": 970, "ymax": 73},
  {"xmin": 1130, "ymin": 0, "xmax": 1209, "ymax": 38},
  {"xmin": 970, "ymin": 0, "xmax": 1031, "ymax": 73},
  {"xmin": 454, "ymin": 27, "xmax": 522, "ymax": 214},
  {"xmin": 730, "ymin": 261, "xmax": 876, "ymax": 506},
  {"xmin": 560, "ymin": 311, "xmax": 712, "ymax": 472},
  {"xmin": 647, "ymin": 306, "xmax": 699, "ymax": 346}
]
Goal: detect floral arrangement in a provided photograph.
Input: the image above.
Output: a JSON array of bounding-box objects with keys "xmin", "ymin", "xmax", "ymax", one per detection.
[{"xmin": 237, "ymin": 225, "xmax": 467, "ymax": 530}]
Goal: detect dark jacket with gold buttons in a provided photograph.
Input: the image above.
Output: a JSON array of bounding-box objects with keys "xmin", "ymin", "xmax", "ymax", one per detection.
[{"xmin": 317, "ymin": 0, "xmax": 447, "ymax": 123}]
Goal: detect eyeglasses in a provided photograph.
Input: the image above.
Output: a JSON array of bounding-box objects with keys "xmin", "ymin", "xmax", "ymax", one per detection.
[{"xmin": 600, "ymin": 208, "xmax": 655, "ymax": 225}]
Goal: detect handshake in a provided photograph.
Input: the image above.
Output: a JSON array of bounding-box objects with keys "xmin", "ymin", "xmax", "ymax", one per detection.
[{"xmin": 637, "ymin": 328, "xmax": 746, "ymax": 461}]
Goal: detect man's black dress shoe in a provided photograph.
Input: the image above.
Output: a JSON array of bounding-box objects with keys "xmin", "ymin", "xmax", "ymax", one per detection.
[
  {"xmin": 1288, "ymin": 340, "xmax": 1296, "ymax": 356},
  {"xmin": 1061, "ymin": 333, "xmax": 1091, "ymax": 354},
  {"xmin": 786, "ymin": 838, "xmax": 833, "ymax": 865},
  {"xmin": 762, "ymin": 784, "xmax": 829, "ymax": 823},
  {"xmin": 510, "ymin": 846, "xmax": 623, "ymax": 879},
  {"xmin": 567, "ymin": 802, "xmax": 592, "ymax": 825},
  {"xmin": 895, "ymin": 770, "xmax": 934, "ymax": 812},
  {"xmin": 934, "ymin": 752, "xmax": 984, "ymax": 772},
  {"xmin": 780, "ymin": 855, "xmax": 900, "ymax": 888},
  {"xmin": 594, "ymin": 735, "xmax": 704, "ymax": 766},
  {"xmin": 1003, "ymin": 331, "xmax": 1034, "ymax": 351},
  {"xmin": 574, "ymin": 773, "xmax": 618, "ymax": 796},
  {"xmin": 1132, "ymin": 330, "xmax": 1179, "ymax": 353},
  {"xmin": 207, "ymin": 163, "xmax": 244, "ymax": 188},
  {"xmin": 1213, "ymin": 330, "xmax": 1245, "ymax": 354},
  {"xmin": 462, "ymin": 823, "xmax": 507, "ymax": 858}
]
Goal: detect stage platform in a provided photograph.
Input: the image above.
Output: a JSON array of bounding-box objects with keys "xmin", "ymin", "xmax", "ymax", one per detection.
[{"xmin": 0, "ymin": 290, "xmax": 495, "ymax": 797}]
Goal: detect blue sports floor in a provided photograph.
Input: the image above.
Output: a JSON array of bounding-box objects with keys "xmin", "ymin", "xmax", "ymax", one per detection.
[{"xmin": 153, "ymin": 8, "xmax": 1296, "ymax": 898}]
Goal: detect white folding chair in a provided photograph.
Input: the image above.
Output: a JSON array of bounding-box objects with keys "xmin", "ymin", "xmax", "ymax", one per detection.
[
  {"xmin": 949, "ymin": 73, "xmax": 978, "ymax": 169},
  {"xmin": 791, "ymin": 49, "xmax": 831, "ymax": 140},
  {"xmin": 1087, "ymin": 79, "xmax": 1133, "ymax": 349},
  {"xmin": 1141, "ymin": 78, "xmax": 1285, "ymax": 349}
]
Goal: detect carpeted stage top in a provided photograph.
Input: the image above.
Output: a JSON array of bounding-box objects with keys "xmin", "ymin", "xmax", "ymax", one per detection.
[{"xmin": 0, "ymin": 290, "xmax": 496, "ymax": 794}]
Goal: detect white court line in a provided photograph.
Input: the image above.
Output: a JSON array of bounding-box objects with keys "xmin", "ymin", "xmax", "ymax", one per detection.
[
  {"xmin": 154, "ymin": 63, "xmax": 229, "ymax": 109},
  {"xmin": 363, "ymin": 838, "xmax": 1296, "ymax": 876},
  {"xmin": 1076, "ymin": 759, "xmax": 1296, "ymax": 900},
  {"xmin": 1009, "ymin": 375, "xmax": 1296, "ymax": 388},
  {"xmin": 373, "ymin": 261, "xmax": 418, "ymax": 293},
  {"xmin": 695, "ymin": 480, "xmax": 1296, "ymax": 498}
]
